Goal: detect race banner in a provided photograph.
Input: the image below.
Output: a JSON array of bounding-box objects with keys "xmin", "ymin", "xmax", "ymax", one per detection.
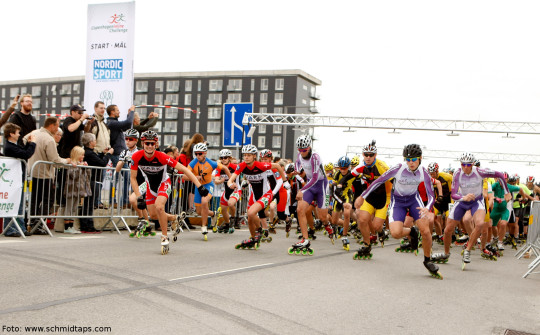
[
  {"xmin": 0, "ymin": 158, "xmax": 23, "ymax": 217},
  {"xmin": 85, "ymin": 1, "xmax": 135, "ymax": 120}
]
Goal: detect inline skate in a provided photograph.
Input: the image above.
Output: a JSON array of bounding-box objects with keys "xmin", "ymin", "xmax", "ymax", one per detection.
[
  {"xmin": 161, "ymin": 235, "xmax": 170, "ymax": 255},
  {"xmin": 353, "ymin": 243, "xmax": 373, "ymax": 260},
  {"xmin": 431, "ymin": 252, "xmax": 450, "ymax": 264},
  {"xmin": 342, "ymin": 236, "xmax": 350, "ymax": 251},
  {"xmin": 172, "ymin": 212, "xmax": 186, "ymax": 242},
  {"xmin": 298, "ymin": 227, "xmax": 317, "ymax": 240},
  {"xmin": 201, "ymin": 225, "xmax": 208, "ymax": 241},
  {"xmin": 288, "ymin": 238, "xmax": 314, "ymax": 256},
  {"xmin": 378, "ymin": 229, "xmax": 389, "ymax": 247},
  {"xmin": 481, "ymin": 247, "xmax": 498, "ymax": 261},
  {"xmin": 455, "ymin": 234, "xmax": 469, "ymax": 246},
  {"xmin": 269, "ymin": 220, "xmax": 277, "ymax": 234},
  {"xmin": 235, "ymin": 236, "xmax": 260, "ymax": 250},
  {"xmin": 324, "ymin": 224, "xmax": 335, "ymax": 244},
  {"xmin": 461, "ymin": 249, "xmax": 471, "ymax": 270},
  {"xmin": 260, "ymin": 229, "xmax": 272, "ymax": 243},
  {"xmin": 314, "ymin": 219, "xmax": 324, "ymax": 231},
  {"xmin": 130, "ymin": 219, "xmax": 149, "ymax": 238},
  {"xmin": 285, "ymin": 218, "xmax": 292, "ymax": 238},
  {"xmin": 423, "ymin": 260, "xmax": 443, "ymax": 279},
  {"xmin": 395, "ymin": 227, "xmax": 419, "ymax": 254}
]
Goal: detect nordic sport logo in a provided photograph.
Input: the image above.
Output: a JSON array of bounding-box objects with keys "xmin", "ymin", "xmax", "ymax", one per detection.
[{"xmin": 93, "ymin": 59, "xmax": 123, "ymax": 80}]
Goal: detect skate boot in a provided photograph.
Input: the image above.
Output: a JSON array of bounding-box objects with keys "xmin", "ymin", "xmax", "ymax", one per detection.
[
  {"xmin": 143, "ymin": 221, "xmax": 156, "ymax": 237},
  {"xmin": 130, "ymin": 219, "xmax": 146, "ymax": 238},
  {"xmin": 510, "ymin": 236, "xmax": 518, "ymax": 250},
  {"xmin": 455, "ymin": 234, "xmax": 469, "ymax": 246},
  {"xmin": 431, "ymin": 252, "xmax": 450, "ymax": 264},
  {"xmin": 308, "ymin": 227, "xmax": 317, "ymax": 240},
  {"xmin": 216, "ymin": 222, "xmax": 226, "ymax": 233},
  {"xmin": 260, "ymin": 229, "xmax": 272, "ymax": 243},
  {"xmin": 211, "ymin": 208, "xmax": 221, "ymax": 233},
  {"xmin": 435, "ymin": 235, "xmax": 444, "ymax": 245},
  {"xmin": 296, "ymin": 225, "xmax": 301, "ymax": 235},
  {"xmin": 342, "ymin": 237, "xmax": 350, "ymax": 251},
  {"xmin": 336, "ymin": 226, "xmax": 344, "ymax": 239},
  {"xmin": 497, "ymin": 241, "xmax": 505, "ymax": 255},
  {"xmin": 288, "ymin": 238, "xmax": 314, "ymax": 256},
  {"xmin": 172, "ymin": 212, "xmax": 186, "ymax": 242},
  {"xmin": 227, "ymin": 221, "xmax": 235, "ymax": 234},
  {"xmin": 285, "ymin": 219, "xmax": 292, "ymax": 238},
  {"xmin": 461, "ymin": 249, "xmax": 471, "ymax": 270},
  {"xmin": 269, "ymin": 222, "xmax": 277, "ymax": 234},
  {"xmin": 400, "ymin": 237, "xmax": 409, "ymax": 245},
  {"xmin": 161, "ymin": 235, "xmax": 170, "ymax": 255},
  {"xmin": 314, "ymin": 219, "xmax": 324, "ymax": 231},
  {"xmin": 395, "ymin": 227, "xmax": 419, "ymax": 255},
  {"xmin": 235, "ymin": 236, "xmax": 260, "ymax": 250},
  {"xmin": 201, "ymin": 225, "xmax": 208, "ymax": 241},
  {"xmin": 324, "ymin": 224, "xmax": 335, "ymax": 244},
  {"xmin": 423, "ymin": 260, "xmax": 443, "ymax": 279},
  {"xmin": 483, "ymin": 245, "xmax": 499, "ymax": 260},
  {"xmin": 378, "ymin": 229, "xmax": 389, "ymax": 247},
  {"xmin": 461, "ymin": 241, "xmax": 475, "ymax": 252},
  {"xmin": 369, "ymin": 234, "xmax": 379, "ymax": 246},
  {"xmin": 353, "ymin": 243, "xmax": 373, "ymax": 260}
]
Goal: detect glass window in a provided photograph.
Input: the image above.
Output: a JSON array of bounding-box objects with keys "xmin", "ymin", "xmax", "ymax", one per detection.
[
  {"xmin": 184, "ymin": 110, "xmax": 191, "ymax": 119},
  {"xmin": 196, "ymin": 121, "xmax": 199, "ymax": 132},
  {"xmin": 2, "ymin": 88, "xmax": 5, "ymax": 98},
  {"xmin": 227, "ymin": 93, "xmax": 241, "ymax": 103},
  {"xmin": 136, "ymin": 108, "xmax": 147, "ymax": 118},
  {"xmin": 261, "ymin": 79, "xmax": 268, "ymax": 91},
  {"xmin": 207, "ymin": 135, "xmax": 220, "ymax": 147},
  {"xmin": 154, "ymin": 94, "xmax": 163, "ymax": 105},
  {"xmin": 228, "ymin": 79, "xmax": 242, "ymax": 91},
  {"xmin": 259, "ymin": 107, "xmax": 267, "ymax": 114},
  {"xmin": 33, "ymin": 99, "xmax": 41, "ymax": 109},
  {"xmin": 165, "ymin": 94, "xmax": 179, "ymax": 105},
  {"xmin": 185, "ymin": 80, "xmax": 192, "ymax": 92},
  {"xmin": 32, "ymin": 86, "xmax": 42, "ymax": 97},
  {"xmin": 153, "ymin": 121, "xmax": 162, "ymax": 132},
  {"xmin": 73, "ymin": 96, "xmax": 80, "ymax": 105},
  {"xmin": 164, "ymin": 134, "xmax": 177, "ymax": 145},
  {"xmin": 274, "ymin": 93, "xmax": 283, "ymax": 105},
  {"xmin": 20, "ymin": 87, "xmax": 28, "ymax": 95},
  {"xmin": 182, "ymin": 134, "xmax": 190, "ymax": 143},
  {"xmin": 184, "ymin": 94, "xmax": 192, "ymax": 105},
  {"xmin": 166, "ymin": 80, "xmax": 180, "ymax": 92},
  {"xmin": 165, "ymin": 108, "xmax": 176, "ymax": 119},
  {"xmin": 273, "ymin": 125, "xmax": 282, "ymax": 134},
  {"xmin": 209, "ymin": 79, "xmax": 223, "ymax": 91},
  {"xmin": 198, "ymin": 80, "xmax": 201, "ymax": 91},
  {"xmin": 208, "ymin": 93, "xmax": 222, "ymax": 105},
  {"xmin": 303, "ymin": 84, "xmax": 308, "ymax": 91},
  {"xmin": 61, "ymin": 96, "xmax": 71, "ymax": 108},
  {"xmin": 251, "ymin": 79, "xmax": 255, "ymax": 91},
  {"xmin": 272, "ymin": 136, "xmax": 281, "ymax": 148},
  {"xmin": 50, "ymin": 85, "xmax": 56, "ymax": 93},
  {"xmin": 273, "ymin": 150, "xmax": 281, "ymax": 157},
  {"xmin": 260, "ymin": 93, "xmax": 267, "ymax": 105},
  {"xmin": 164, "ymin": 122, "xmax": 177, "ymax": 132},
  {"xmin": 258, "ymin": 125, "xmax": 266, "ymax": 134},
  {"xmin": 275, "ymin": 78, "xmax": 284, "ymax": 91},
  {"xmin": 155, "ymin": 81, "xmax": 164, "ymax": 92},
  {"xmin": 73, "ymin": 83, "xmax": 81, "ymax": 94},
  {"xmin": 134, "ymin": 94, "xmax": 147, "ymax": 105},
  {"xmin": 197, "ymin": 94, "xmax": 201, "ymax": 105},
  {"xmin": 250, "ymin": 93, "xmax": 254, "ymax": 102},
  {"xmin": 207, "ymin": 121, "xmax": 221, "ymax": 133},
  {"xmin": 135, "ymin": 81, "xmax": 148, "ymax": 93},
  {"xmin": 208, "ymin": 107, "xmax": 222, "ymax": 119},
  {"xmin": 61, "ymin": 84, "xmax": 71, "ymax": 95},
  {"xmin": 274, "ymin": 107, "xmax": 283, "ymax": 114},
  {"xmin": 10, "ymin": 87, "xmax": 20, "ymax": 98},
  {"xmin": 183, "ymin": 122, "xmax": 190, "ymax": 133},
  {"xmin": 258, "ymin": 136, "xmax": 265, "ymax": 148}
]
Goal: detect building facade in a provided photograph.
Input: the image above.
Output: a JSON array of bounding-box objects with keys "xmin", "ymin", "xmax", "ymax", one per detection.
[{"xmin": 0, "ymin": 70, "xmax": 321, "ymax": 159}]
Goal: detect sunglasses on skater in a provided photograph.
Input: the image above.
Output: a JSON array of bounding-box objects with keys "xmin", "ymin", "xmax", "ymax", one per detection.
[
  {"xmin": 461, "ymin": 163, "xmax": 473, "ymax": 167},
  {"xmin": 195, "ymin": 152, "xmax": 205, "ymax": 156},
  {"xmin": 405, "ymin": 157, "xmax": 419, "ymax": 162},
  {"xmin": 298, "ymin": 148, "xmax": 309, "ymax": 153},
  {"xmin": 363, "ymin": 153, "xmax": 375, "ymax": 157},
  {"xmin": 143, "ymin": 142, "xmax": 156, "ymax": 147}
]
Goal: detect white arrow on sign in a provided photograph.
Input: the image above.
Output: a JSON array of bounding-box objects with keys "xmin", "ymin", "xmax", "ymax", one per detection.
[{"xmin": 230, "ymin": 106, "xmax": 244, "ymax": 144}]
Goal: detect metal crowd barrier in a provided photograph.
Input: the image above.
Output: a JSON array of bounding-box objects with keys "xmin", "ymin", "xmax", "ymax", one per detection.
[
  {"xmin": 0, "ymin": 157, "xmax": 29, "ymax": 239},
  {"xmin": 516, "ymin": 201, "xmax": 540, "ymax": 278}
]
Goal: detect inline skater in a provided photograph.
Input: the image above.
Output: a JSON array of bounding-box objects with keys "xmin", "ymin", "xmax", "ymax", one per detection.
[
  {"xmin": 330, "ymin": 156, "xmax": 355, "ymax": 251},
  {"xmin": 130, "ymin": 130, "xmax": 209, "ymax": 254},
  {"xmin": 427, "ymin": 162, "xmax": 453, "ymax": 244},
  {"xmin": 438, "ymin": 153, "xmax": 510, "ymax": 269},
  {"xmin": 258, "ymin": 149, "xmax": 287, "ymax": 241},
  {"xmin": 214, "ymin": 149, "xmax": 239, "ymax": 234},
  {"xmin": 285, "ymin": 163, "xmax": 305, "ymax": 237},
  {"xmin": 227, "ymin": 145, "xmax": 288, "ymax": 250}
]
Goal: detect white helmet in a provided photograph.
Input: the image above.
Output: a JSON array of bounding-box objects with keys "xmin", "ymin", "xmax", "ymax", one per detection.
[
  {"xmin": 296, "ymin": 135, "xmax": 312, "ymax": 149},
  {"xmin": 242, "ymin": 144, "xmax": 258, "ymax": 154},
  {"xmin": 193, "ymin": 143, "xmax": 207, "ymax": 152},
  {"xmin": 219, "ymin": 149, "xmax": 232, "ymax": 158},
  {"xmin": 459, "ymin": 152, "xmax": 475, "ymax": 164},
  {"xmin": 362, "ymin": 140, "xmax": 377, "ymax": 153}
]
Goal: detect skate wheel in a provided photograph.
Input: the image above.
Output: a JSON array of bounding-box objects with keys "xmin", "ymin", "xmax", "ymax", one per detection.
[
  {"xmin": 204, "ymin": 235, "xmax": 208, "ymax": 241},
  {"xmin": 308, "ymin": 249, "xmax": 314, "ymax": 255},
  {"xmin": 212, "ymin": 227, "xmax": 217, "ymax": 233},
  {"xmin": 288, "ymin": 247, "xmax": 294, "ymax": 255},
  {"xmin": 353, "ymin": 254, "xmax": 358, "ymax": 260},
  {"xmin": 173, "ymin": 236, "xmax": 177, "ymax": 242},
  {"xmin": 395, "ymin": 247, "xmax": 400, "ymax": 252},
  {"xmin": 302, "ymin": 250, "xmax": 308, "ymax": 256},
  {"xmin": 235, "ymin": 244, "xmax": 241, "ymax": 249},
  {"xmin": 268, "ymin": 237, "xmax": 272, "ymax": 242},
  {"xmin": 368, "ymin": 254, "xmax": 373, "ymax": 259},
  {"xmin": 150, "ymin": 232, "xmax": 156, "ymax": 236},
  {"xmin": 254, "ymin": 244, "xmax": 258, "ymax": 250},
  {"xmin": 129, "ymin": 233, "xmax": 134, "ymax": 238},
  {"xmin": 161, "ymin": 246, "xmax": 169, "ymax": 255},
  {"xmin": 461, "ymin": 262, "xmax": 466, "ymax": 271},
  {"xmin": 493, "ymin": 257, "xmax": 497, "ymax": 261},
  {"xmin": 312, "ymin": 235, "xmax": 317, "ymax": 240},
  {"xmin": 295, "ymin": 249, "xmax": 301, "ymax": 255}
]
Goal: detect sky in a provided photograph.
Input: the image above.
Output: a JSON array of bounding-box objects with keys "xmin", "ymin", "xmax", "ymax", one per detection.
[{"xmin": 1, "ymin": 0, "xmax": 539, "ymax": 179}]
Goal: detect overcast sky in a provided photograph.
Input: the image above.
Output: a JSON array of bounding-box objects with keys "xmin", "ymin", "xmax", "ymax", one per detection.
[{"xmin": 1, "ymin": 0, "xmax": 539, "ymax": 178}]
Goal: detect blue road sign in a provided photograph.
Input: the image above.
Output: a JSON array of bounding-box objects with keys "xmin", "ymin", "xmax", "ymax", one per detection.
[{"xmin": 223, "ymin": 103, "xmax": 253, "ymax": 147}]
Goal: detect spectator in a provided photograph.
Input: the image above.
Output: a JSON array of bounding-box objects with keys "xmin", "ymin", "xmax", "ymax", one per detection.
[
  {"xmin": 187, "ymin": 133, "xmax": 205, "ymax": 162},
  {"xmin": 63, "ymin": 146, "xmax": 91, "ymax": 234},
  {"xmin": 58, "ymin": 104, "xmax": 90, "ymax": 159},
  {"xmin": 107, "ymin": 104, "xmax": 135, "ymax": 167},
  {"xmin": 54, "ymin": 128, "xmax": 63, "ymax": 146},
  {"xmin": 177, "ymin": 139, "xmax": 194, "ymax": 214},
  {"xmin": 133, "ymin": 111, "xmax": 158, "ymax": 147},
  {"xmin": 2, "ymin": 123, "xmax": 36, "ymax": 237},
  {"xmin": 26, "ymin": 117, "xmax": 70, "ymax": 234},
  {"xmin": 177, "ymin": 140, "xmax": 191, "ymax": 167},
  {"xmin": 7, "ymin": 94, "xmax": 36, "ymax": 146},
  {"xmin": 86, "ymin": 101, "xmax": 111, "ymax": 156},
  {"xmin": 0, "ymin": 95, "xmax": 21, "ymax": 129},
  {"xmin": 80, "ymin": 133, "xmax": 113, "ymax": 233}
]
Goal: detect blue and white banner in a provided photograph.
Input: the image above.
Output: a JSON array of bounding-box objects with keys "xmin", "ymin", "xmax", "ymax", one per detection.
[
  {"xmin": 0, "ymin": 158, "xmax": 23, "ymax": 217},
  {"xmin": 85, "ymin": 1, "xmax": 135, "ymax": 120}
]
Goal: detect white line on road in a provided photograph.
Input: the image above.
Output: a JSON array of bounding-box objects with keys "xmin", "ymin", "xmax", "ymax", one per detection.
[
  {"xmin": 169, "ymin": 263, "xmax": 274, "ymax": 282},
  {"xmin": 0, "ymin": 240, "xmax": 28, "ymax": 244}
]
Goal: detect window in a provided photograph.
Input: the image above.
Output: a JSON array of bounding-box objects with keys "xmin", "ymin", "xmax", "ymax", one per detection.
[
  {"xmin": 61, "ymin": 97, "xmax": 71, "ymax": 108},
  {"xmin": 164, "ymin": 135, "xmax": 177, "ymax": 145},
  {"xmin": 229, "ymin": 79, "xmax": 242, "ymax": 91},
  {"xmin": 73, "ymin": 83, "xmax": 81, "ymax": 94},
  {"xmin": 273, "ymin": 125, "xmax": 282, "ymax": 134},
  {"xmin": 208, "ymin": 93, "xmax": 222, "ymax": 105},
  {"xmin": 10, "ymin": 87, "xmax": 19, "ymax": 98},
  {"xmin": 258, "ymin": 136, "xmax": 266, "ymax": 148},
  {"xmin": 185, "ymin": 80, "xmax": 192, "ymax": 92},
  {"xmin": 260, "ymin": 93, "xmax": 267, "ymax": 105},
  {"xmin": 302, "ymin": 99, "xmax": 307, "ymax": 105},
  {"xmin": 197, "ymin": 94, "xmax": 200, "ymax": 105},
  {"xmin": 208, "ymin": 107, "xmax": 221, "ymax": 119},
  {"xmin": 261, "ymin": 79, "xmax": 268, "ymax": 91},
  {"xmin": 50, "ymin": 85, "xmax": 56, "ymax": 94},
  {"xmin": 155, "ymin": 81, "xmax": 164, "ymax": 92},
  {"xmin": 164, "ymin": 122, "xmax": 177, "ymax": 132},
  {"xmin": 196, "ymin": 121, "xmax": 199, "ymax": 132},
  {"xmin": 258, "ymin": 125, "xmax": 266, "ymax": 134},
  {"xmin": 165, "ymin": 108, "xmax": 177, "ymax": 119},
  {"xmin": 274, "ymin": 93, "xmax": 283, "ymax": 105},
  {"xmin": 227, "ymin": 93, "xmax": 241, "ymax": 103},
  {"xmin": 2, "ymin": 88, "xmax": 5, "ymax": 98},
  {"xmin": 33, "ymin": 99, "xmax": 41, "ymax": 109},
  {"xmin": 184, "ymin": 94, "xmax": 192, "ymax": 105},
  {"xmin": 207, "ymin": 121, "xmax": 221, "ymax": 133},
  {"xmin": 207, "ymin": 135, "xmax": 220, "ymax": 147},
  {"xmin": 166, "ymin": 80, "xmax": 180, "ymax": 92},
  {"xmin": 251, "ymin": 79, "xmax": 255, "ymax": 91},
  {"xmin": 136, "ymin": 81, "xmax": 148, "ymax": 92},
  {"xmin": 154, "ymin": 94, "xmax": 163, "ymax": 105},
  {"xmin": 183, "ymin": 122, "xmax": 190, "ymax": 133},
  {"xmin": 274, "ymin": 107, "xmax": 283, "ymax": 114},
  {"xmin": 153, "ymin": 121, "xmax": 162, "ymax": 132},
  {"xmin": 165, "ymin": 94, "xmax": 179, "ymax": 105},
  {"xmin": 73, "ymin": 96, "xmax": 80, "ymax": 105},
  {"xmin": 198, "ymin": 80, "xmax": 201, "ymax": 91},
  {"xmin": 250, "ymin": 93, "xmax": 254, "ymax": 102},
  {"xmin": 303, "ymin": 84, "xmax": 308, "ymax": 91},
  {"xmin": 134, "ymin": 94, "xmax": 147, "ymax": 105},
  {"xmin": 259, "ymin": 107, "xmax": 267, "ymax": 114},
  {"xmin": 32, "ymin": 86, "xmax": 41, "ymax": 97},
  {"xmin": 154, "ymin": 108, "xmax": 162, "ymax": 115},
  {"xmin": 273, "ymin": 150, "xmax": 281, "ymax": 157},
  {"xmin": 209, "ymin": 79, "xmax": 223, "ymax": 91},
  {"xmin": 272, "ymin": 136, "xmax": 281, "ymax": 148},
  {"xmin": 135, "ymin": 108, "xmax": 147, "ymax": 118},
  {"xmin": 61, "ymin": 84, "xmax": 71, "ymax": 95},
  {"xmin": 182, "ymin": 134, "xmax": 190, "ymax": 143},
  {"xmin": 275, "ymin": 78, "xmax": 284, "ymax": 91},
  {"xmin": 184, "ymin": 110, "xmax": 191, "ymax": 119}
]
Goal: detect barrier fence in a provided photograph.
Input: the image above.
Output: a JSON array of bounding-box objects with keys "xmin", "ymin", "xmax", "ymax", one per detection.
[
  {"xmin": 0, "ymin": 157, "xmax": 29, "ymax": 238},
  {"xmin": 516, "ymin": 201, "xmax": 540, "ymax": 278}
]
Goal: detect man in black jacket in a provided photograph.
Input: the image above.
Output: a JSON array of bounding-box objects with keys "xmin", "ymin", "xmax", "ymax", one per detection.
[
  {"xmin": 2, "ymin": 123, "xmax": 36, "ymax": 237},
  {"xmin": 7, "ymin": 94, "xmax": 36, "ymax": 146}
]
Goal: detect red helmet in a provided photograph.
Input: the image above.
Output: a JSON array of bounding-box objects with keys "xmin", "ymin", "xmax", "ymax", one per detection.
[
  {"xmin": 526, "ymin": 176, "xmax": 535, "ymax": 183},
  {"xmin": 259, "ymin": 149, "xmax": 273, "ymax": 158}
]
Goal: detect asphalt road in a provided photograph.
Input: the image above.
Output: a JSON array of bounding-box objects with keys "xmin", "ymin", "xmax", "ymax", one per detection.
[{"xmin": 0, "ymin": 225, "xmax": 539, "ymax": 335}]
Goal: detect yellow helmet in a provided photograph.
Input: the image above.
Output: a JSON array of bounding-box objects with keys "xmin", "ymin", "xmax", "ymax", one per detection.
[
  {"xmin": 351, "ymin": 156, "xmax": 360, "ymax": 167},
  {"xmin": 324, "ymin": 162, "xmax": 334, "ymax": 171}
]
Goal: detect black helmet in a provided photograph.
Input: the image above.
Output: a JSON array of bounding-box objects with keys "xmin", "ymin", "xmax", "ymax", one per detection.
[{"xmin": 402, "ymin": 144, "xmax": 422, "ymax": 158}]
